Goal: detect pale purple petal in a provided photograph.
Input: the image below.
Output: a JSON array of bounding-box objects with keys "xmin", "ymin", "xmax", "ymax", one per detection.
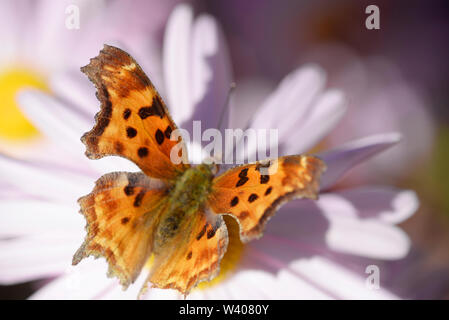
[
  {"xmin": 249, "ymin": 65, "xmax": 326, "ymax": 135},
  {"xmin": 283, "ymin": 89, "xmax": 346, "ymax": 154},
  {"xmin": 17, "ymin": 89, "xmax": 90, "ymax": 158},
  {"xmin": 246, "ymin": 241, "xmax": 397, "ymax": 299},
  {"xmin": 29, "ymin": 260, "xmax": 118, "ymax": 300},
  {"xmin": 264, "ymin": 187, "xmax": 415, "ymax": 260},
  {"xmin": 263, "ymin": 200, "xmax": 330, "ymax": 255},
  {"xmin": 234, "ymin": 253, "xmax": 333, "ymax": 299},
  {"xmin": 163, "ymin": 4, "xmax": 194, "ymax": 124},
  {"xmin": 99, "ymin": 269, "xmax": 150, "ymax": 300},
  {"xmin": 17, "ymin": 89, "xmax": 139, "ymax": 174},
  {"xmin": 25, "ymin": 0, "xmax": 110, "ymax": 71},
  {"xmin": 143, "ymin": 287, "xmax": 182, "ymax": 300},
  {"xmin": 244, "ymin": 66, "xmax": 346, "ymax": 160},
  {"xmin": 324, "ymin": 214, "xmax": 410, "ymax": 259},
  {"xmin": 0, "ymin": 153, "xmax": 93, "ymax": 203},
  {"xmin": 230, "ymin": 78, "xmax": 272, "ymax": 130},
  {"xmin": 314, "ymin": 193, "xmax": 411, "ymax": 259},
  {"xmin": 0, "ymin": 234, "xmax": 79, "ymax": 284},
  {"xmin": 326, "ymin": 187, "xmax": 419, "ymax": 224},
  {"xmin": 187, "ymin": 13, "xmax": 233, "ymax": 132},
  {"xmin": 49, "ymin": 71, "xmax": 98, "ymax": 118},
  {"xmin": 0, "ymin": 200, "xmax": 82, "ymax": 237},
  {"xmin": 0, "ymin": 0, "xmax": 34, "ymax": 63},
  {"xmin": 288, "ymin": 256, "xmax": 399, "ymax": 299},
  {"xmin": 218, "ymin": 270, "xmax": 275, "ymax": 299},
  {"xmin": 319, "ymin": 132, "xmax": 402, "ymax": 190}
]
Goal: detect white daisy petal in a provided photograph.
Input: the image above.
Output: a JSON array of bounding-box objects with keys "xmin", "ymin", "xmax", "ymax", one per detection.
[
  {"xmin": 250, "ymin": 65, "xmax": 326, "ymax": 135},
  {"xmin": 283, "ymin": 89, "xmax": 347, "ymax": 154},
  {"xmin": 324, "ymin": 215, "xmax": 411, "ymax": 260},
  {"xmin": 0, "ymin": 154, "xmax": 93, "ymax": 203},
  {"xmin": 289, "ymin": 256, "xmax": 399, "ymax": 299},
  {"xmin": 28, "ymin": 260, "xmax": 118, "ymax": 300},
  {"xmin": 144, "ymin": 287, "xmax": 182, "ymax": 300},
  {"xmin": 0, "ymin": 200, "xmax": 82, "ymax": 237},
  {"xmin": 190, "ymin": 13, "xmax": 233, "ymax": 131},
  {"xmin": 0, "ymin": 235, "xmax": 80, "ymax": 284},
  {"xmin": 221, "ymin": 270, "xmax": 272, "ymax": 299},
  {"xmin": 49, "ymin": 71, "xmax": 97, "ymax": 118},
  {"xmin": 98, "ymin": 268, "xmax": 151, "ymax": 300},
  {"xmin": 323, "ymin": 187, "xmax": 419, "ymax": 225},
  {"xmin": 319, "ymin": 132, "xmax": 402, "ymax": 190},
  {"xmin": 246, "ymin": 254, "xmax": 334, "ymax": 299},
  {"xmin": 244, "ymin": 246, "xmax": 336, "ymax": 299},
  {"xmin": 0, "ymin": 0, "xmax": 34, "ymax": 64},
  {"xmin": 163, "ymin": 4, "xmax": 194, "ymax": 124},
  {"xmin": 265, "ymin": 187, "xmax": 415, "ymax": 260},
  {"xmin": 315, "ymin": 193, "xmax": 411, "ymax": 259},
  {"xmin": 17, "ymin": 89, "xmax": 90, "ymax": 157},
  {"xmin": 18, "ymin": 89, "xmax": 139, "ymax": 174},
  {"xmin": 247, "ymin": 242, "xmax": 397, "ymax": 299}
]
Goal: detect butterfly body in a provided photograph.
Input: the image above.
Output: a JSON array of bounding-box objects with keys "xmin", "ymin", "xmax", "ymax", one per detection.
[
  {"xmin": 154, "ymin": 164, "xmax": 214, "ymax": 250},
  {"xmin": 73, "ymin": 45, "xmax": 326, "ymax": 296}
]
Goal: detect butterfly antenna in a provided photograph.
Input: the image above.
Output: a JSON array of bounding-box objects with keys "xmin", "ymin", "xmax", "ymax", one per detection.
[{"xmin": 217, "ymin": 82, "xmax": 236, "ymax": 131}]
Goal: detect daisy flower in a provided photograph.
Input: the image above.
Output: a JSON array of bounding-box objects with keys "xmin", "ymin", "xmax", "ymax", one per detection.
[
  {"xmin": 0, "ymin": 0, "xmax": 177, "ymax": 157},
  {"xmin": 0, "ymin": 4, "xmax": 418, "ymax": 299},
  {"xmin": 300, "ymin": 43, "xmax": 435, "ymax": 182}
]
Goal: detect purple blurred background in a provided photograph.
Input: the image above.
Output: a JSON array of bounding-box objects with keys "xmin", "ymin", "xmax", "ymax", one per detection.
[{"xmin": 1, "ymin": 0, "xmax": 448, "ymax": 299}]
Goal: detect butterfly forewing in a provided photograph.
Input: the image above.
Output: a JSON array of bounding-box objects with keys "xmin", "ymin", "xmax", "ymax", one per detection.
[
  {"xmin": 207, "ymin": 155, "xmax": 326, "ymax": 242},
  {"xmin": 81, "ymin": 45, "xmax": 189, "ymax": 181}
]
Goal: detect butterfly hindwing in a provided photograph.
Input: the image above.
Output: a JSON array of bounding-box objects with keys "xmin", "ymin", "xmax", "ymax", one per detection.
[
  {"xmin": 207, "ymin": 155, "xmax": 326, "ymax": 242},
  {"xmin": 145, "ymin": 210, "xmax": 228, "ymax": 296},
  {"xmin": 72, "ymin": 172, "xmax": 169, "ymax": 288},
  {"xmin": 81, "ymin": 45, "xmax": 189, "ymax": 181}
]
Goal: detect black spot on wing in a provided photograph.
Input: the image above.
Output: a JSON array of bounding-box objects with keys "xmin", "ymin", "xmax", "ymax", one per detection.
[
  {"xmin": 137, "ymin": 147, "xmax": 148, "ymax": 158},
  {"xmin": 164, "ymin": 126, "xmax": 173, "ymax": 139},
  {"xmin": 260, "ymin": 175, "xmax": 270, "ymax": 184},
  {"xmin": 124, "ymin": 185, "xmax": 134, "ymax": 196},
  {"xmin": 230, "ymin": 196, "xmax": 239, "ymax": 207},
  {"xmin": 138, "ymin": 96, "xmax": 165, "ymax": 120},
  {"xmin": 248, "ymin": 193, "xmax": 259, "ymax": 203},
  {"xmin": 133, "ymin": 190, "xmax": 145, "ymax": 207},
  {"xmin": 123, "ymin": 108, "xmax": 131, "ymax": 120},
  {"xmin": 196, "ymin": 224, "xmax": 208, "ymax": 241},
  {"xmin": 121, "ymin": 217, "xmax": 130, "ymax": 225},
  {"xmin": 265, "ymin": 186, "xmax": 272, "ymax": 196},
  {"xmin": 155, "ymin": 129, "xmax": 164, "ymax": 145},
  {"xmin": 126, "ymin": 127, "xmax": 137, "ymax": 138}
]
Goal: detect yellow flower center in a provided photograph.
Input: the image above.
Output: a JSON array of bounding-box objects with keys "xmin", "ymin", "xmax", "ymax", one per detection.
[{"xmin": 0, "ymin": 67, "xmax": 48, "ymax": 140}]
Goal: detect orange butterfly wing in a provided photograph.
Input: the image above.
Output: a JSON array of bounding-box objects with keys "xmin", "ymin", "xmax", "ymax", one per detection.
[
  {"xmin": 72, "ymin": 172, "xmax": 169, "ymax": 288},
  {"xmin": 81, "ymin": 45, "xmax": 189, "ymax": 181},
  {"xmin": 207, "ymin": 155, "xmax": 326, "ymax": 242},
  {"xmin": 76, "ymin": 46, "xmax": 327, "ymax": 296},
  {"xmin": 144, "ymin": 211, "xmax": 228, "ymax": 296}
]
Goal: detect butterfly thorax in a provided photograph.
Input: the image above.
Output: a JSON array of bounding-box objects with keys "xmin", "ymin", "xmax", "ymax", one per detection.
[{"xmin": 153, "ymin": 164, "xmax": 215, "ymax": 250}]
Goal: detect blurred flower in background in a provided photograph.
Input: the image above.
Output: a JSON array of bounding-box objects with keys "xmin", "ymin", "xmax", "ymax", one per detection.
[
  {"xmin": 0, "ymin": 0, "xmax": 178, "ymax": 158},
  {"xmin": 1, "ymin": 0, "xmax": 448, "ymax": 299},
  {"xmin": 0, "ymin": 0, "xmax": 180, "ymax": 298},
  {"xmin": 206, "ymin": 0, "xmax": 449, "ymax": 298},
  {"xmin": 1, "ymin": 4, "xmax": 419, "ymax": 300}
]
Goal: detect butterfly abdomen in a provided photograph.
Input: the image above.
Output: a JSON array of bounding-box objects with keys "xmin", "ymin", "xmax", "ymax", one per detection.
[{"xmin": 153, "ymin": 164, "xmax": 215, "ymax": 249}]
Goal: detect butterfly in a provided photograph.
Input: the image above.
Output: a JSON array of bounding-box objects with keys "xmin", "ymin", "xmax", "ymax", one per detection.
[{"xmin": 72, "ymin": 44, "xmax": 326, "ymax": 296}]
